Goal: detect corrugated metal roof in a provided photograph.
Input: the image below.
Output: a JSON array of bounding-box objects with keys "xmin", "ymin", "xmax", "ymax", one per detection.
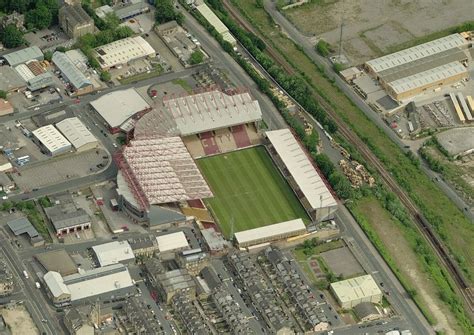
[
  {"xmin": 266, "ymin": 129, "xmax": 337, "ymax": 209},
  {"xmin": 234, "ymin": 219, "xmax": 306, "ymax": 245},
  {"xmin": 387, "ymin": 61, "xmax": 467, "ymax": 94},
  {"xmin": 164, "ymin": 90, "xmax": 263, "ymax": 136},
  {"xmin": 366, "ymin": 33, "xmax": 466, "ymax": 73},
  {"xmin": 196, "ymin": 3, "xmax": 236, "ymax": 45},
  {"xmin": 56, "ymin": 117, "xmax": 98, "ymax": 149},
  {"xmin": 3, "ymin": 46, "xmax": 43, "ymax": 67},
  {"xmin": 330, "ymin": 275, "xmax": 381, "ymax": 303},
  {"xmin": 94, "ymin": 36, "xmax": 155, "ymax": 69},
  {"xmin": 90, "ymin": 88, "xmax": 150, "ymax": 128},
  {"xmin": 7, "ymin": 217, "xmax": 39, "ymax": 238},
  {"xmin": 32, "ymin": 125, "xmax": 71, "ymax": 154},
  {"xmin": 52, "ymin": 51, "xmax": 92, "ymax": 90},
  {"xmin": 27, "ymin": 72, "xmax": 55, "ymax": 91}
]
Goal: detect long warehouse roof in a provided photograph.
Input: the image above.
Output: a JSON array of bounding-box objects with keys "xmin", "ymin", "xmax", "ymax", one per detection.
[
  {"xmin": 32, "ymin": 125, "xmax": 71, "ymax": 154},
  {"xmin": 56, "ymin": 117, "xmax": 98, "ymax": 149},
  {"xmin": 366, "ymin": 33, "xmax": 466, "ymax": 73},
  {"xmin": 3, "ymin": 46, "xmax": 43, "ymax": 67},
  {"xmin": 387, "ymin": 61, "xmax": 467, "ymax": 95},
  {"xmin": 94, "ymin": 36, "xmax": 155, "ymax": 69},
  {"xmin": 234, "ymin": 219, "xmax": 306, "ymax": 245},
  {"xmin": 266, "ymin": 129, "xmax": 337, "ymax": 209},
  {"xmin": 196, "ymin": 3, "xmax": 236, "ymax": 45},
  {"xmin": 90, "ymin": 88, "xmax": 150, "ymax": 128},
  {"xmin": 52, "ymin": 51, "xmax": 92, "ymax": 90}
]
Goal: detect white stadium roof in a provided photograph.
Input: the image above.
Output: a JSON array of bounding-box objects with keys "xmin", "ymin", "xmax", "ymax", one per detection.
[
  {"xmin": 120, "ymin": 136, "xmax": 213, "ymax": 208},
  {"xmin": 156, "ymin": 231, "xmax": 189, "ymax": 253},
  {"xmin": 32, "ymin": 125, "xmax": 71, "ymax": 154},
  {"xmin": 387, "ymin": 61, "xmax": 467, "ymax": 95},
  {"xmin": 234, "ymin": 219, "xmax": 306, "ymax": 245},
  {"xmin": 164, "ymin": 90, "xmax": 262, "ymax": 136},
  {"xmin": 92, "ymin": 241, "xmax": 135, "ymax": 267},
  {"xmin": 56, "ymin": 117, "xmax": 98, "ymax": 150},
  {"xmin": 266, "ymin": 129, "xmax": 337, "ymax": 209},
  {"xmin": 95, "ymin": 36, "xmax": 155, "ymax": 69},
  {"xmin": 366, "ymin": 33, "xmax": 466, "ymax": 73},
  {"xmin": 90, "ymin": 88, "xmax": 150, "ymax": 128}
]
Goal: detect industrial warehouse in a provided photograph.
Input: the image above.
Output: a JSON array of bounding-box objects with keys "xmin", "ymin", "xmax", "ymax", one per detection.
[
  {"xmin": 94, "ymin": 36, "xmax": 156, "ymax": 70},
  {"xmin": 90, "ymin": 88, "xmax": 151, "ymax": 132},
  {"xmin": 364, "ymin": 33, "xmax": 471, "ymax": 101}
]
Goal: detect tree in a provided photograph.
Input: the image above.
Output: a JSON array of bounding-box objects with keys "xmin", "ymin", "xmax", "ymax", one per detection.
[
  {"xmin": 43, "ymin": 50, "xmax": 53, "ymax": 61},
  {"xmin": 189, "ymin": 50, "xmax": 204, "ymax": 65},
  {"xmin": 0, "ymin": 90, "xmax": 7, "ymax": 100},
  {"xmin": 103, "ymin": 12, "xmax": 120, "ymax": 30},
  {"xmin": 100, "ymin": 71, "xmax": 111, "ymax": 82},
  {"xmin": 155, "ymin": 0, "xmax": 184, "ymax": 25},
  {"xmin": 0, "ymin": 24, "xmax": 24, "ymax": 48},
  {"xmin": 316, "ymin": 40, "xmax": 331, "ymax": 57},
  {"xmin": 25, "ymin": 5, "xmax": 52, "ymax": 30}
]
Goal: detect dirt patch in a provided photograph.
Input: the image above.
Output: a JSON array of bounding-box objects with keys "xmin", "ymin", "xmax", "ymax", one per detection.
[
  {"xmin": 355, "ymin": 197, "xmax": 461, "ymax": 334},
  {"xmin": 0, "ymin": 306, "xmax": 39, "ymax": 335},
  {"xmin": 283, "ymin": 0, "xmax": 474, "ymax": 63}
]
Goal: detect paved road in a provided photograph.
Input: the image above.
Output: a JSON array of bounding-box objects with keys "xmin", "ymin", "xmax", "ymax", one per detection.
[
  {"xmin": 336, "ymin": 207, "xmax": 433, "ymax": 335},
  {"xmin": 178, "ymin": 3, "xmax": 286, "ymax": 131},
  {"xmin": 263, "ymin": 0, "xmax": 473, "ymax": 221},
  {"xmin": 0, "ymin": 229, "xmax": 61, "ymax": 335}
]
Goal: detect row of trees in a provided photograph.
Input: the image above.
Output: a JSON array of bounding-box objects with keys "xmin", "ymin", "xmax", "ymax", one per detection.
[{"xmin": 186, "ymin": 2, "xmax": 353, "ymax": 200}]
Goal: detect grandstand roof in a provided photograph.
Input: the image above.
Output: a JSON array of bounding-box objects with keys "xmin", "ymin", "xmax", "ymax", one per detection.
[
  {"xmin": 52, "ymin": 51, "xmax": 92, "ymax": 90},
  {"xmin": 94, "ymin": 36, "xmax": 155, "ymax": 69},
  {"xmin": 32, "ymin": 125, "xmax": 71, "ymax": 154},
  {"xmin": 120, "ymin": 136, "xmax": 213, "ymax": 207},
  {"xmin": 90, "ymin": 88, "xmax": 150, "ymax": 128},
  {"xmin": 234, "ymin": 219, "xmax": 306, "ymax": 246},
  {"xmin": 56, "ymin": 117, "xmax": 98, "ymax": 150},
  {"xmin": 164, "ymin": 90, "xmax": 262, "ymax": 136},
  {"xmin": 266, "ymin": 129, "xmax": 337, "ymax": 209},
  {"xmin": 365, "ymin": 33, "xmax": 466, "ymax": 73},
  {"xmin": 3, "ymin": 46, "xmax": 43, "ymax": 67},
  {"xmin": 387, "ymin": 61, "xmax": 467, "ymax": 95}
]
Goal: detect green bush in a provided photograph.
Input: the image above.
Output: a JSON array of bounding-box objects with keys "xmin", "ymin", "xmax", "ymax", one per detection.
[{"xmin": 315, "ymin": 40, "xmax": 331, "ymax": 57}]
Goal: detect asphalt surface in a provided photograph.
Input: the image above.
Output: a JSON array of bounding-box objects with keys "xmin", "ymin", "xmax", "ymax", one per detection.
[{"xmin": 263, "ymin": 0, "xmax": 473, "ymax": 222}]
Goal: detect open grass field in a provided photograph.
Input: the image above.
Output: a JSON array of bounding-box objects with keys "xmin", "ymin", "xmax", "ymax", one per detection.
[
  {"xmin": 225, "ymin": 1, "xmax": 473, "ymax": 331},
  {"xmin": 197, "ymin": 146, "xmax": 309, "ymax": 237}
]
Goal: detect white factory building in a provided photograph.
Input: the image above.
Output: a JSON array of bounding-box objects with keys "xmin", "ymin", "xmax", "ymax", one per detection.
[
  {"xmin": 56, "ymin": 117, "xmax": 99, "ymax": 152},
  {"xmin": 43, "ymin": 264, "xmax": 135, "ymax": 306},
  {"xmin": 266, "ymin": 129, "xmax": 338, "ymax": 221},
  {"xmin": 365, "ymin": 33, "xmax": 470, "ymax": 101},
  {"xmin": 234, "ymin": 219, "xmax": 307, "ymax": 248},
  {"xmin": 92, "ymin": 241, "xmax": 135, "ymax": 267},
  {"xmin": 94, "ymin": 36, "xmax": 156, "ymax": 70},
  {"xmin": 330, "ymin": 274, "xmax": 382, "ymax": 309},
  {"xmin": 32, "ymin": 125, "xmax": 72, "ymax": 156},
  {"xmin": 89, "ymin": 88, "xmax": 151, "ymax": 133},
  {"xmin": 156, "ymin": 231, "xmax": 190, "ymax": 254}
]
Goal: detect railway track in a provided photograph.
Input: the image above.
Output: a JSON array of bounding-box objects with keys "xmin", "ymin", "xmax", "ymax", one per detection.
[{"xmin": 221, "ymin": 0, "xmax": 474, "ymax": 314}]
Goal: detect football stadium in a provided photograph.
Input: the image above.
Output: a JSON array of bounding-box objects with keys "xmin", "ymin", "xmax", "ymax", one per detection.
[{"xmin": 113, "ymin": 87, "xmax": 338, "ymax": 243}]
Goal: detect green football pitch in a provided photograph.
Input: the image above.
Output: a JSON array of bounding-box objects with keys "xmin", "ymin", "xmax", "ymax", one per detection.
[{"xmin": 197, "ymin": 146, "xmax": 309, "ymax": 238}]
